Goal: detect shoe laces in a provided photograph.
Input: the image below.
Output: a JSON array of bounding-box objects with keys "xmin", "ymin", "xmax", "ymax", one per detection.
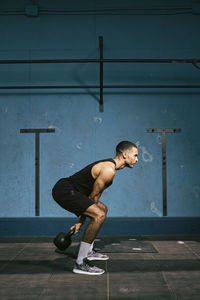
[{"xmin": 83, "ymin": 258, "xmax": 95, "ymax": 268}]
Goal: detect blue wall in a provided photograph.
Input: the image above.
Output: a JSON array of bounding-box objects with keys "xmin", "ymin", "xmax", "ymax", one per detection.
[{"xmin": 0, "ymin": 0, "xmax": 200, "ymax": 234}]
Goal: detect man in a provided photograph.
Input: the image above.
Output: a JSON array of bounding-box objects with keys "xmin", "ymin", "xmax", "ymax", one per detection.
[{"xmin": 52, "ymin": 141, "xmax": 138, "ymax": 275}]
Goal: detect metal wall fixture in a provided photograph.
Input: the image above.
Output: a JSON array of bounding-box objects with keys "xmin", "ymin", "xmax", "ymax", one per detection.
[
  {"xmin": 1, "ymin": 4, "xmax": 200, "ymax": 16},
  {"xmin": 20, "ymin": 128, "xmax": 55, "ymax": 216},
  {"xmin": 147, "ymin": 128, "xmax": 181, "ymax": 216},
  {"xmin": 1, "ymin": 36, "xmax": 200, "ymax": 112}
]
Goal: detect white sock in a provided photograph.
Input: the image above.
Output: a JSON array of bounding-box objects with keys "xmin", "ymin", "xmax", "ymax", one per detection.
[
  {"xmin": 88, "ymin": 241, "xmax": 94, "ymax": 253},
  {"xmin": 76, "ymin": 241, "xmax": 91, "ymax": 265}
]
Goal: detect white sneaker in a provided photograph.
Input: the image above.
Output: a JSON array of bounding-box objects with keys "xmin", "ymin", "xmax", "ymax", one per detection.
[
  {"xmin": 87, "ymin": 250, "xmax": 109, "ymax": 261},
  {"xmin": 73, "ymin": 259, "xmax": 105, "ymax": 275}
]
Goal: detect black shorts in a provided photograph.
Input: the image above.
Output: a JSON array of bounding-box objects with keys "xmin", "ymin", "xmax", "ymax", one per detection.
[{"xmin": 52, "ymin": 178, "xmax": 94, "ymax": 217}]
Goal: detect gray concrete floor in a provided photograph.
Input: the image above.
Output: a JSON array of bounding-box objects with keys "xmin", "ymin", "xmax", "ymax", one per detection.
[{"xmin": 0, "ymin": 235, "xmax": 200, "ymax": 300}]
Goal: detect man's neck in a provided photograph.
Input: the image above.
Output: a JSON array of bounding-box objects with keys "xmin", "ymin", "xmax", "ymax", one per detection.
[{"xmin": 113, "ymin": 156, "xmax": 126, "ymax": 170}]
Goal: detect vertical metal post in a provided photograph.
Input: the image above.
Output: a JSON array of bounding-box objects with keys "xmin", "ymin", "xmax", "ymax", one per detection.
[
  {"xmin": 35, "ymin": 132, "xmax": 40, "ymax": 216},
  {"xmin": 162, "ymin": 132, "xmax": 167, "ymax": 216},
  {"xmin": 99, "ymin": 36, "xmax": 104, "ymax": 112}
]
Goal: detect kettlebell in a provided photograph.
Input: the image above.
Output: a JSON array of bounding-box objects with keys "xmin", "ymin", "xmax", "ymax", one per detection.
[{"xmin": 53, "ymin": 228, "xmax": 75, "ymax": 251}]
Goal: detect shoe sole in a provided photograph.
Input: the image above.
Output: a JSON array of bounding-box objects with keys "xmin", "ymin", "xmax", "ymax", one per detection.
[
  {"xmin": 73, "ymin": 269, "xmax": 105, "ymax": 275},
  {"xmin": 87, "ymin": 257, "xmax": 109, "ymax": 261}
]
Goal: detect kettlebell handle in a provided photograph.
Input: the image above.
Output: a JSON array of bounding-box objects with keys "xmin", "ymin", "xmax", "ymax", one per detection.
[{"xmin": 69, "ymin": 227, "xmax": 75, "ymax": 236}]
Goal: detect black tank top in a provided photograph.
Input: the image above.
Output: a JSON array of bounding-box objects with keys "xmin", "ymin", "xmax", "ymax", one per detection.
[{"xmin": 67, "ymin": 158, "xmax": 116, "ymax": 196}]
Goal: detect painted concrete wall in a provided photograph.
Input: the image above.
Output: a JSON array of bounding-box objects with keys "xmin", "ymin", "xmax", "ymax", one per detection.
[{"xmin": 0, "ymin": 0, "xmax": 200, "ymax": 220}]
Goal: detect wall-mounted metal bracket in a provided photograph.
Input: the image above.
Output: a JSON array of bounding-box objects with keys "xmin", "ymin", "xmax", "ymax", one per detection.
[
  {"xmin": 147, "ymin": 128, "xmax": 181, "ymax": 216},
  {"xmin": 20, "ymin": 128, "xmax": 55, "ymax": 216},
  {"xmin": 192, "ymin": 60, "xmax": 200, "ymax": 70},
  {"xmin": 99, "ymin": 36, "xmax": 104, "ymax": 112}
]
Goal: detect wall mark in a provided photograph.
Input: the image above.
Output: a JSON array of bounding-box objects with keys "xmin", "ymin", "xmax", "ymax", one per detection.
[
  {"xmin": 136, "ymin": 141, "xmax": 153, "ymax": 162},
  {"xmin": 68, "ymin": 163, "xmax": 74, "ymax": 169},
  {"xmin": 94, "ymin": 117, "xmax": 103, "ymax": 124},
  {"xmin": 76, "ymin": 142, "xmax": 83, "ymax": 150},
  {"xmin": 156, "ymin": 134, "xmax": 162, "ymax": 145},
  {"xmin": 151, "ymin": 202, "xmax": 162, "ymax": 217}
]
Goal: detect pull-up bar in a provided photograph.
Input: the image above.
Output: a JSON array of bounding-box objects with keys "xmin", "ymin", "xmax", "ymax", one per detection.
[
  {"xmin": 0, "ymin": 59, "xmax": 200, "ymax": 64},
  {"xmin": 1, "ymin": 36, "xmax": 200, "ymax": 112}
]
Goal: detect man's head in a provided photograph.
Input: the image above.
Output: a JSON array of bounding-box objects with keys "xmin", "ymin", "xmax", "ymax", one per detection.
[{"xmin": 116, "ymin": 141, "xmax": 138, "ymax": 168}]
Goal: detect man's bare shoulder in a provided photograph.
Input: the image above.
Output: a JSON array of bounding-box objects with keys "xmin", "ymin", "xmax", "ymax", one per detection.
[
  {"xmin": 98, "ymin": 163, "xmax": 116, "ymax": 183},
  {"xmin": 100, "ymin": 161, "xmax": 116, "ymax": 173},
  {"xmin": 92, "ymin": 161, "xmax": 116, "ymax": 180}
]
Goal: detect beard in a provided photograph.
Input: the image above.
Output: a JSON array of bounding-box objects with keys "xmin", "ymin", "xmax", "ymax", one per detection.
[{"xmin": 125, "ymin": 162, "xmax": 132, "ymax": 168}]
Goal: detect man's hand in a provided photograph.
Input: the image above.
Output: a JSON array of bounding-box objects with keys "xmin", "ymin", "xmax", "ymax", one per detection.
[{"xmin": 70, "ymin": 222, "xmax": 83, "ymax": 234}]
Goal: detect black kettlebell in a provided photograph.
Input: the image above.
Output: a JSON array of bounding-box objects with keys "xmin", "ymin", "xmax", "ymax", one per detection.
[{"xmin": 53, "ymin": 228, "xmax": 75, "ymax": 251}]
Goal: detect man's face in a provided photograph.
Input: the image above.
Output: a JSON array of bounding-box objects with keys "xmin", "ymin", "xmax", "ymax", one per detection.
[{"xmin": 124, "ymin": 147, "xmax": 138, "ymax": 168}]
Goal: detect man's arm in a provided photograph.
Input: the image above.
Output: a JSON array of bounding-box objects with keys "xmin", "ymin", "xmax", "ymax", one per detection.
[
  {"xmin": 72, "ymin": 166, "xmax": 115, "ymax": 233},
  {"xmin": 89, "ymin": 166, "xmax": 115, "ymax": 203}
]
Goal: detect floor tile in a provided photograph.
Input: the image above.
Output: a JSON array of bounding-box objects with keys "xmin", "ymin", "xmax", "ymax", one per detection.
[
  {"xmin": 109, "ymin": 272, "xmax": 173, "ymax": 299},
  {"xmin": 163, "ymin": 271, "xmax": 200, "ymax": 299}
]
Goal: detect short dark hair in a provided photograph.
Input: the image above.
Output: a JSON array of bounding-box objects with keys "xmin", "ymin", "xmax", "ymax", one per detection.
[{"xmin": 116, "ymin": 141, "xmax": 137, "ymax": 156}]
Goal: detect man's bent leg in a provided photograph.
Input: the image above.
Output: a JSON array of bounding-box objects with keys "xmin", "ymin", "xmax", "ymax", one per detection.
[
  {"xmin": 83, "ymin": 204, "xmax": 109, "ymax": 261},
  {"xmin": 82, "ymin": 204, "xmax": 106, "ymax": 244},
  {"xmin": 86, "ymin": 202, "xmax": 108, "ymax": 253},
  {"xmin": 76, "ymin": 204, "xmax": 106, "ymax": 264},
  {"xmin": 73, "ymin": 204, "xmax": 106, "ymax": 275}
]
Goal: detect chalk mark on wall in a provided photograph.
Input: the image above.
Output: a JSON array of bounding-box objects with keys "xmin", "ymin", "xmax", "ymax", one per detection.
[
  {"xmin": 136, "ymin": 141, "xmax": 153, "ymax": 162},
  {"xmin": 156, "ymin": 134, "xmax": 162, "ymax": 145},
  {"xmin": 48, "ymin": 125, "xmax": 54, "ymax": 129},
  {"xmin": 48, "ymin": 124, "xmax": 61, "ymax": 133},
  {"xmin": 68, "ymin": 163, "xmax": 74, "ymax": 169},
  {"xmin": 151, "ymin": 202, "xmax": 162, "ymax": 217},
  {"xmin": 94, "ymin": 116, "xmax": 103, "ymax": 124},
  {"xmin": 76, "ymin": 142, "xmax": 83, "ymax": 150}
]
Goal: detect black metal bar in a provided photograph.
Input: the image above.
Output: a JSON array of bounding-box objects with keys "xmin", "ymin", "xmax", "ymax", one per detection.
[
  {"xmin": 99, "ymin": 36, "xmax": 104, "ymax": 112},
  {"xmin": 147, "ymin": 128, "xmax": 181, "ymax": 133},
  {"xmin": 0, "ymin": 58, "xmax": 199, "ymax": 64},
  {"xmin": 35, "ymin": 132, "xmax": 40, "ymax": 216},
  {"xmin": 162, "ymin": 131, "xmax": 167, "ymax": 216},
  {"xmin": 1, "ymin": 85, "xmax": 200, "ymax": 90},
  {"xmin": 20, "ymin": 129, "xmax": 55, "ymax": 133},
  {"xmin": 1, "ymin": 85, "xmax": 100, "ymax": 89}
]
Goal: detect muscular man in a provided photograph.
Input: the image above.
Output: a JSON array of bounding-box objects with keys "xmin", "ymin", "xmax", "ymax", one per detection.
[{"xmin": 52, "ymin": 141, "xmax": 138, "ymax": 275}]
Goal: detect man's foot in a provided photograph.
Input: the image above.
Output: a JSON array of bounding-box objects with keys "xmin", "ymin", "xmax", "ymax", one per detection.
[
  {"xmin": 87, "ymin": 250, "xmax": 109, "ymax": 261},
  {"xmin": 73, "ymin": 259, "xmax": 105, "ymax": 275}
]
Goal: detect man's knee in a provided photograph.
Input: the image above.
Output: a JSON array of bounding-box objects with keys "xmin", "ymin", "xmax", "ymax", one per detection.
[
  {"xmin": 98, "ymin": 202, "xmax": 108, "ymax": 215},
  {"xmin": 94, "ymin": 208, "xmax": 106, "ymax": 223},
  {"xmin": 103, "ymin": 204, "xmax": 108, "ymax": 215}
]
